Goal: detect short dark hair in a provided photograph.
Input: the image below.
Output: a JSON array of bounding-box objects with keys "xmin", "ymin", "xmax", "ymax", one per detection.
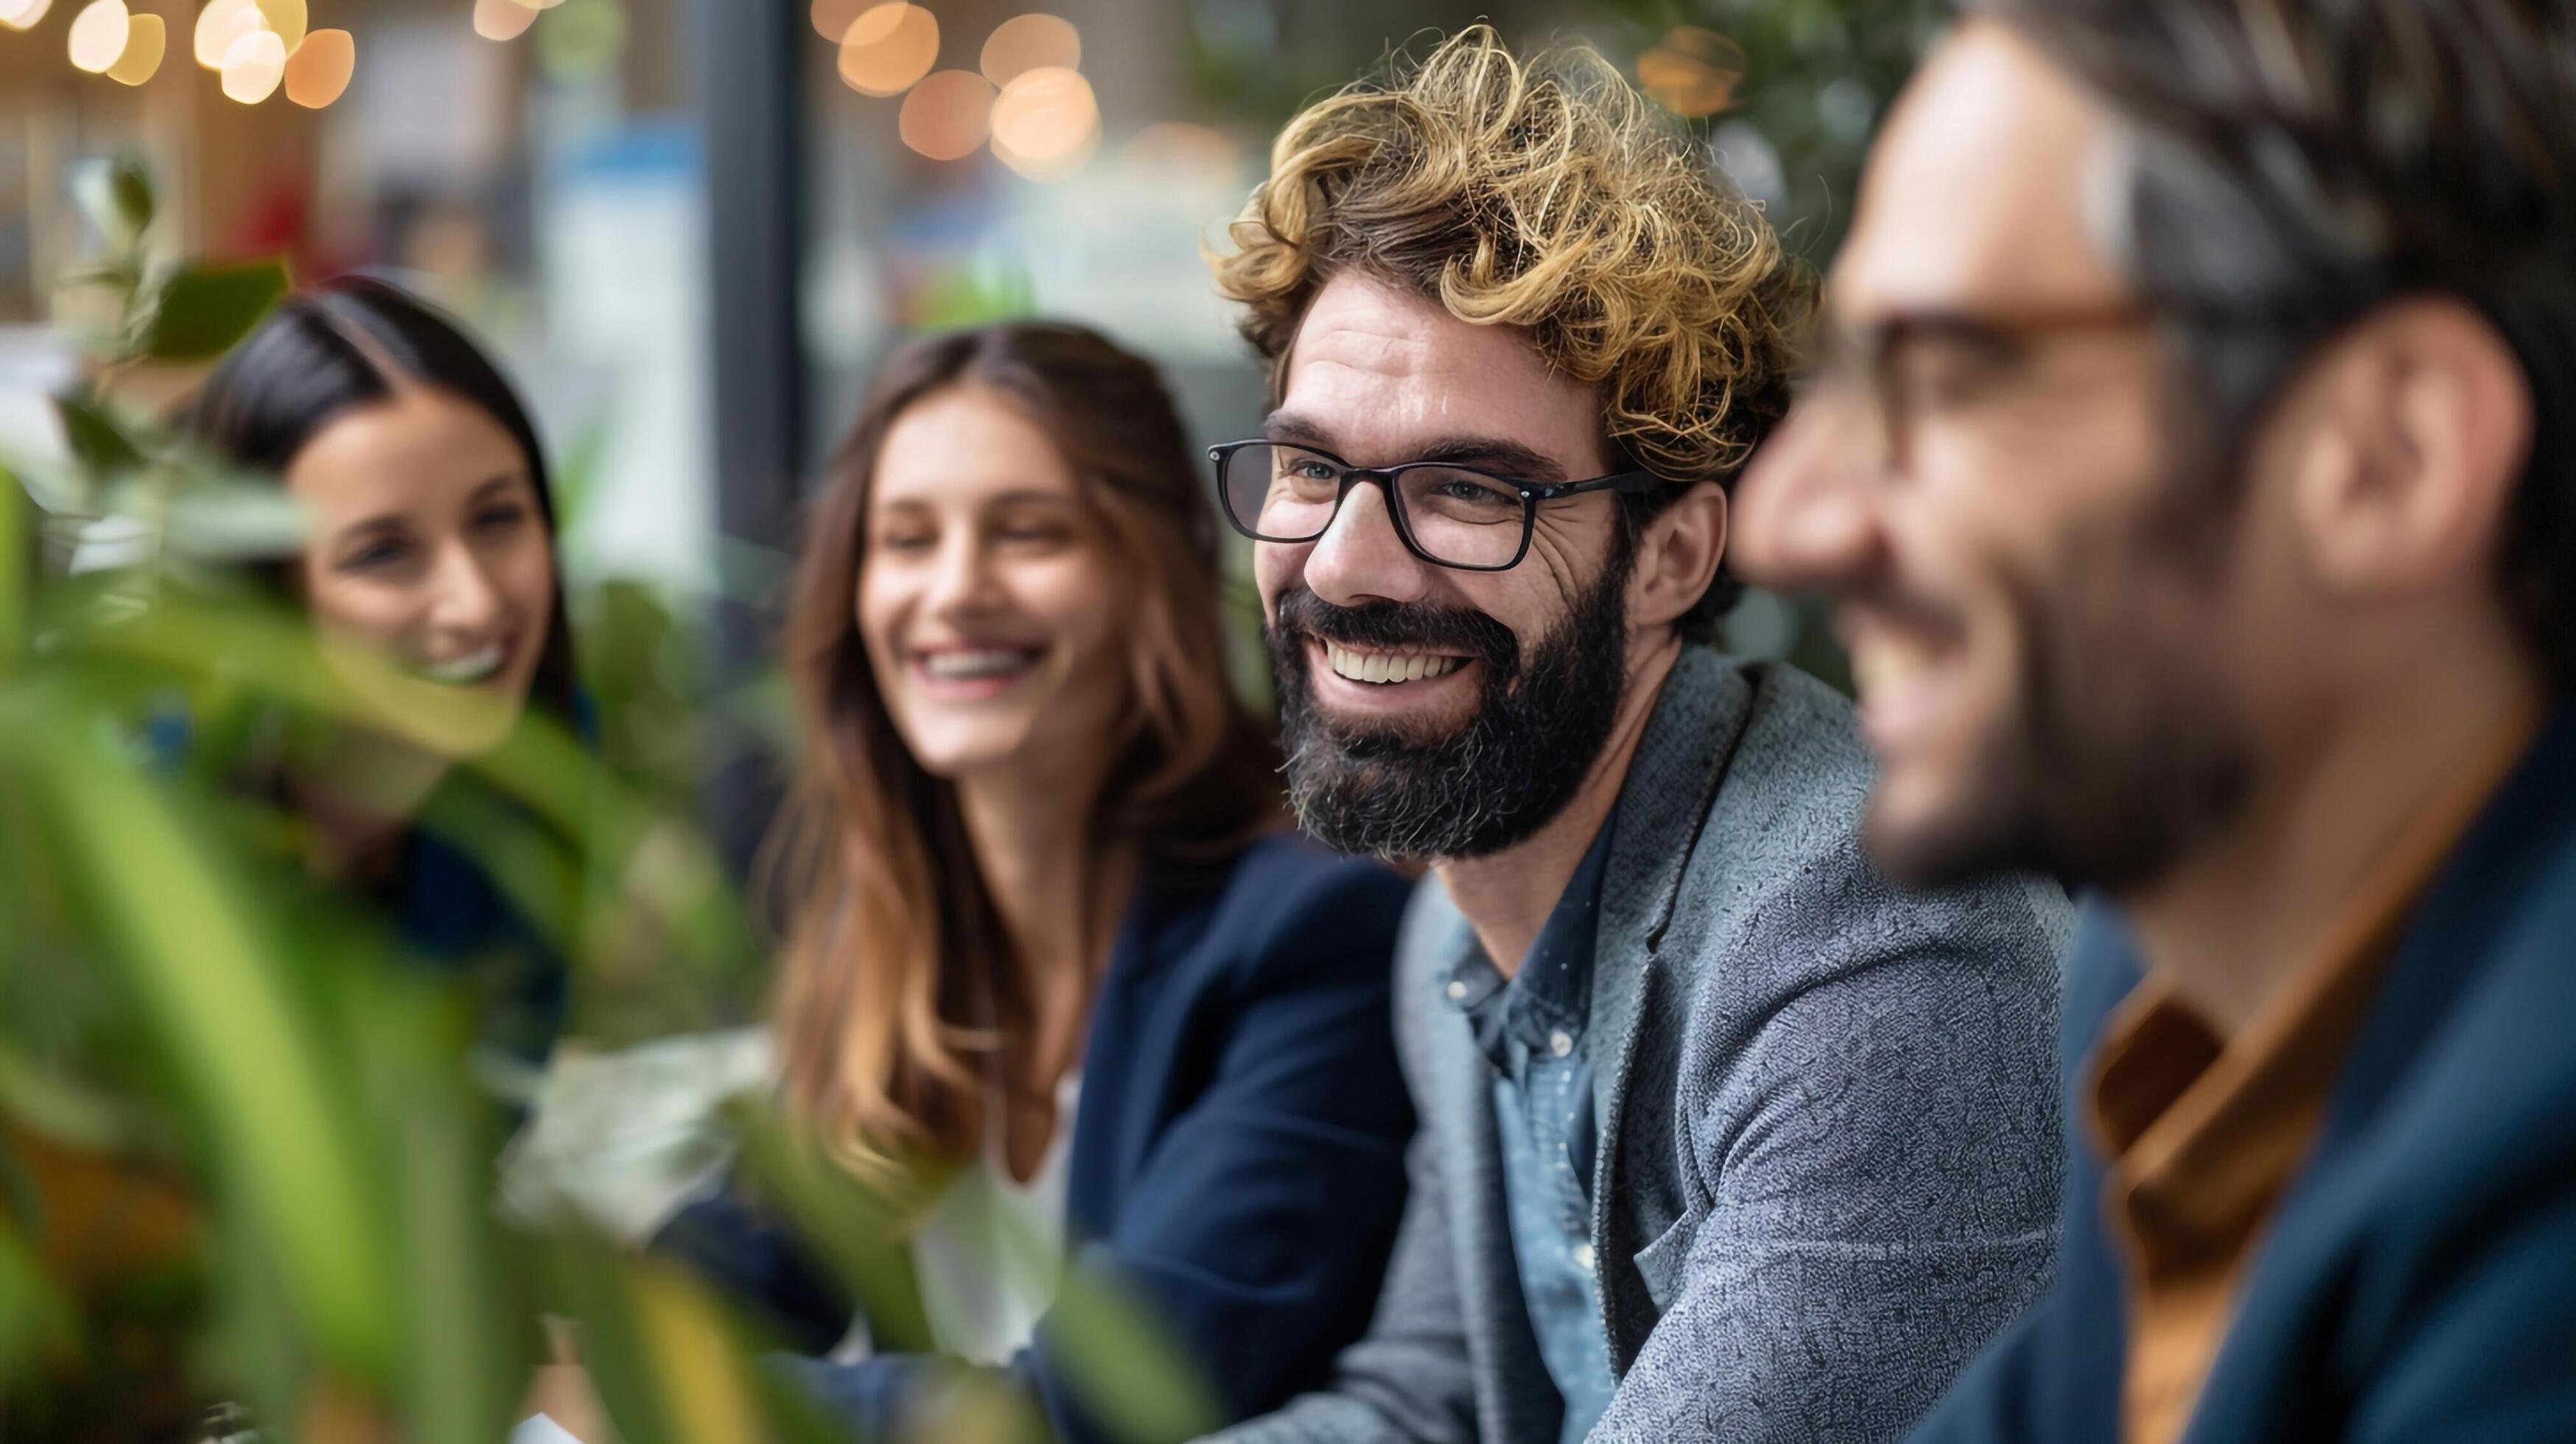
[
  {"xmin": 1977, "ymin": 0, "xmax": 2576, "ymax": 691},
  {"xmin": 182, "ymin": 275, "xmax": 579, "ymax": 723}
]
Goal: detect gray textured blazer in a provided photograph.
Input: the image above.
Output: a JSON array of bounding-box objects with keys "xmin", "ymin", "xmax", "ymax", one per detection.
[{"xmin": 1211, "ymin": 649, "xmax": 2072, "ymax": 1444}]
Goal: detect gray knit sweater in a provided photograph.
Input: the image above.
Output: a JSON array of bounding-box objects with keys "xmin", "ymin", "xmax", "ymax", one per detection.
[{"xmin": 1210, "ymin": 649, "xmax": 2071, "ymax": 1443}]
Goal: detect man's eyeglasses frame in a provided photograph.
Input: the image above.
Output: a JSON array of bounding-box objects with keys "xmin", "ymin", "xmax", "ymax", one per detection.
[{"xmin": 1206, "ymin": 439, "xmax": 1658, "ymax": 573}]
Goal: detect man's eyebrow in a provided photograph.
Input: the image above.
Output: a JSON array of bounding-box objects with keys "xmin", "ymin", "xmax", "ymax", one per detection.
[
  {"xmin": 1259, "ymin": 414, "xmax": 1569, "ymax": 482},
  {"xmin": 1261, "ymin": 411, "xmax": 1335, "ymax": 449},
  {"xmin": 1403, "ymin": 436, "xmax": 1566, "ymax": 482}
]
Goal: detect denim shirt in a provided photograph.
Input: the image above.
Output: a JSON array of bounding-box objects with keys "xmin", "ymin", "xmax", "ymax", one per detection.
[{"xmin": 1446, "ymin": 820, "xmax": 1617, "ymax": 1443}]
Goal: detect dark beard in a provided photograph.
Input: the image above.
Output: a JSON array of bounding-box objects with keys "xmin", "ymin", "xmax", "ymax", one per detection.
[
  {"xmin": 1867, "ymin": 491, "xmax": 2257, "ymax": 894},
  {"xmin": 1267, "ymin": 553, "xmax": 1634, "ymax": 862}
]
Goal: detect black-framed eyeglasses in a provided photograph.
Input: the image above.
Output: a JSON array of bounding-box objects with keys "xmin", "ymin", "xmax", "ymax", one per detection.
[
  {"xmin": 1802, "ymin": 300, "xmax": 2160, "ymax": 477},
  {"xmin": 1207, "ymin": 440, "xmax": 1656, "ymax": 572}
]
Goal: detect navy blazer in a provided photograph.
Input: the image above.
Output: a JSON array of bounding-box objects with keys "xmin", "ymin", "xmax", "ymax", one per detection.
[
  {"xmin": 1914, "ymin": 707, "xmax": 2576, "ymax": 1443},
  {"xmin": 660, "ymin": 833, "xmax": 1417, "ymax": 1441}
]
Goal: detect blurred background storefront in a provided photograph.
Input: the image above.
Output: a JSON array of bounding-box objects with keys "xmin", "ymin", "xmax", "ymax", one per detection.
[{"xmin": 1, "ymin": 0, "xmax": 1922, "ymax": 871}]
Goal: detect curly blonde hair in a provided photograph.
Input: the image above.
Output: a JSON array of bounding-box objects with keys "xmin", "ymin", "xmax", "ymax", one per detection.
[{"xmin": 1214, "ymin": 25, "xmax": 1808, "ymax": 539}]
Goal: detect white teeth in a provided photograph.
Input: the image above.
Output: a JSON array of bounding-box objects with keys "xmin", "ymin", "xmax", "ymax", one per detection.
[
  {"xmin": 923, "ymin": 648, "xmax": 1037, "ymax": 680},
  {"xmin": 1851, "ymin": 639, "xmax": 1928, "ymax": 700},
  {"xmin": 417, "ymin": 644, "xmax": 506, "ymax": 686},
  {"xmin": 1324, "ymin": 642, "xmax": 1463, "ymax": 685}
]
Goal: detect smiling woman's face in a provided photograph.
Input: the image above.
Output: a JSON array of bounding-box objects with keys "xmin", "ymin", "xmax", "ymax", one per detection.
[
  {"xmin": 858, "ymin": 384, "xmax": 1130, "ymax": 785},
  {"xmin": 285, "ymin": 384, "xmax": 555, "ymax": 759}
]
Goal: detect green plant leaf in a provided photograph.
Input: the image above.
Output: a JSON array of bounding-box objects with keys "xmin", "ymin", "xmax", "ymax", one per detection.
[
  {"xmin": 17, "ymin": 713, "xmax": 396, "ymax": 1378},
  {"xmin": 0, "ymin": 466, "xmax": 22, "ymax": 674},
  {"xmin": 159, "ymin": 480, "xmax": 309, "ymax": 561},
  {"xmin": 393, "ymin": 1059, "xmax": 530, "ymax": 1444},
  {"xmin": 0, "ymin": 1220, "xmax": 74, "ymax": 1385},
  {"xmin": 141, "ymin": 261, "xmax": 290, "ymax": 363},
  {"xmin": 73, "ymin": 157, "xmax": 154, "ymax": 250},
  {"xmin": 0, "ymin": 1043, "xmax": 147, "ymax": 1154},
  {"xmin": 52, "ymin": 393, "xmax": 148, "ymax": 478}
]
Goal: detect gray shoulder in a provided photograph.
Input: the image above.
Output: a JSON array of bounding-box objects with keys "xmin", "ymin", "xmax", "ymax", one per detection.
[{"xmin": 1672, "ymin": 660, "xmax": 2073, "ymax": 1018}]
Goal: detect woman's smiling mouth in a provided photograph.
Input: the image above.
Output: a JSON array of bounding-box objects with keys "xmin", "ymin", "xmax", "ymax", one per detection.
[
  {"xmin": 912, "ymin": 645, "xmax": 1047, "ymax": 698},
  {"xmin": 413, "ymin": 642, "xmax": 511, "ymax": 687}
]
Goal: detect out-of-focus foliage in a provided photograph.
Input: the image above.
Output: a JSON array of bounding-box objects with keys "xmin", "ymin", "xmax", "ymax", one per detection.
[
  {"xmin": 1613, "ymin": 0, "xmax": 1947, "ymax": 259},
  {"xmin": 0, "ymin": 159, "xmax": 1215, "ymax": 1442},
  {"xmin": 1183, "ymin": 0, "xmax": 1943, "ymax": 263}
]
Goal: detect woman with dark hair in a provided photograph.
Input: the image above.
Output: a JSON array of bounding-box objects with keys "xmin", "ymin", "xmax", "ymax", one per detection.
[
  {"xmin": 658, "ymin": 320, "xmax": 1415, "ymax": 1440},
  {"xmin": 180, "ymin": 275, "xmax": 579, "ymax": 1066}
]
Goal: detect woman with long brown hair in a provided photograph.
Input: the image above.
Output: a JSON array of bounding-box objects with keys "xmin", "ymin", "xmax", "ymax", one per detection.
[{"xmin": 659, "ymin": 321, "xmax": 1415, "ymax": 1439}]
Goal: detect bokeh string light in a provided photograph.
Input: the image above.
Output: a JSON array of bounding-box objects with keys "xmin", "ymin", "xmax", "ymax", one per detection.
[
  {"xmin": 899, "ymin": 68, "xmax": 996, "ymax": 160},
  {"xmin": 254, "ymin": 0, "xmax": 305, "ymax": 56},
  {"xmin": 0, "ymin": 0, "xmax": 375, "ymax": 102},
  {"xmin": 105, "ymin": 9, "xmax": 162, "ymax": 83},
  {"xmin": 813, "ymin": 7, "xmax": 1099, "ymax": 180},
  {"xmin": 979, "ymin": 12, "xmax": 1075, "ymax": 87},
  {"xmin": 64, "ymin": 0, "xmax": 128, "ymax": 73},
  {"xmin": 0, "ymin": 0, "xmax": 57, "ymax": 35},
  {"xmin": 810, "ymin": 0, "xmax": 864, "ymax": 42},
  {"xmin": 283, "ymin": 25, "xmax": 351, "ymax": 107},
  {"xmin": 472, "ymin": 0, "xmax": 539, "ymax": 41},
  {"xmin": 990, "ymin": 64, "xmax": 1097, "ymax": 181},
  {"xmin": 12, "ymin": 0, "xmax": 1099, "ymax": 166},
  {"xmin": 1636, "ymin": 27, "xmax": 1748, "ymax": 119},
  {"xmin": 219, "ymin": 24, "xmax": 284, "ymax": 102},
  {"xmin": 192, "ymin": 0, "xmax": 256, "ymax": 68},
  {"xmin": 836, "ymin": 1, "xmax": 938, "ymax": 99}
]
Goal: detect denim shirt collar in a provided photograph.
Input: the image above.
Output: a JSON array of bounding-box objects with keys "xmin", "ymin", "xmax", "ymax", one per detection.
[{"xmin": 1447, "ymin": 817, "xmax": 1617, "ymax": 1073}]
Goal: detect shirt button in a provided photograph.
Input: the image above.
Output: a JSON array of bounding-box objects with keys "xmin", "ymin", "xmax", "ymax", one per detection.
[
  {"xmin": 1446, "ymin": 980, "xmax": 1469, "ymax": 1000},
  {"xmin": 1549, "ymin": 1030, "xmax": 1574, "ymax": 1058},
  {"xmin": 1572, "ymin": 1243, "xmax": 1596, "ymax": 1272}
]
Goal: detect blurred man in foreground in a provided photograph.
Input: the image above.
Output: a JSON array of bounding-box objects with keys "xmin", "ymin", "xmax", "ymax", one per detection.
[
  {"xmin": 1737, "ymin": 3, "xmax": 2576, "ymax": 1439},
  {"xmin": 1203, "ymin": 26, "xmax": 2071, "ymax": 1443}
]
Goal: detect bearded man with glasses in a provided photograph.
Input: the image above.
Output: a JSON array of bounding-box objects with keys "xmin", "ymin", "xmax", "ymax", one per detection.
[{"xmin": 1199, "ymin": 27, "xmax": 2072, "ymax": 1444}]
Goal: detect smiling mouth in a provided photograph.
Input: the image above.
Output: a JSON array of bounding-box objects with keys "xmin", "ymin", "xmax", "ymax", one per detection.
[
  {"xmin": 413, "ymin": 642, "xmax": 511, "ymax": 687},
  {"xmin": 1320, "ymin": 640, "xmax": 1469, "ymax": 686},
  {"xmin": 916, "ymin": 647, "xmax": 1044, "ymax": 683}
]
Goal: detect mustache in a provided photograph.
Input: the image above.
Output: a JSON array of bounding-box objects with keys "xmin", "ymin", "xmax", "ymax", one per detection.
[{"xmin": 1271, "ymin": 588, "xmax": 1521, "ymax": 673}]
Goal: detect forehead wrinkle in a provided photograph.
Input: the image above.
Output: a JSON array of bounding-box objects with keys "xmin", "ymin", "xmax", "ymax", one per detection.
[{"xmin": 1286, "ymin": 270, "xmax": 1606, "ymax": 476}]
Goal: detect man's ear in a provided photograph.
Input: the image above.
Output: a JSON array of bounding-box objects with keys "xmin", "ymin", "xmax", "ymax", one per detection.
[
  {"xmin": 2293, "ymin": 298, "xmax": 2532, "ymax": 599},
  {"xmin": 1630, "ymin": 480, "xmax": 1729, "ymax": 630}
]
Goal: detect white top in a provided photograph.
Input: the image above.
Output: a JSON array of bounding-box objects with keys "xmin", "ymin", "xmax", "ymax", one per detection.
[{"xmin": 830, "ymin": 1069, "xmax": 1082, "ymax": 1368}]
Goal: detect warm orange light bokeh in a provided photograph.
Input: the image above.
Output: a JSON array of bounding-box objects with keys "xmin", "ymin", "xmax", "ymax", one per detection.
[
  {"xmin": 66, "ymin": 0, "xmax": 130, "ymax": 73},
  {"xmin": 991, "ymin": 64, "xmax": 1098, "ymax": 181},
  {"xmin": 253, "ymin": 0, "xmax": 304, "ymax": 55},
  {"xmin": 220, "ymin": 25, "xmax": 285, "ymax": 102},
  {"xmin": 472, "ymin": 0, "xmax": 539, "ymax": 41},
  {"xmin": 900, "ymin": 69, "xmax": 998, "ymax": 161},
  {"xmin": 809, "ymin": 0, "xmax": 864, "ymax": 42},
  {"xmin": 1, "ymin": 0, "xmax": 57, "ymax": 34},
  {"xmin": 836, "ymin": 2, "xmax": 938, "ymax": 98},
  {"xmin": 284, "ymin": 26, "xmax": 353, "ymax": 107},
  {"xmin": 106, "ymin": 10, "xmax": 166, "ymax": 83},
  {"xmin": 192, "ymin": 0, "xmax": 256, "ymax": 69},
  {"xmin": 1636, "ymin": 27, "xmax": 1747, "ymax": 118},
  {"xmin": 979, "ymin": 13, "xmax": 1078, "ymax": 88}
]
